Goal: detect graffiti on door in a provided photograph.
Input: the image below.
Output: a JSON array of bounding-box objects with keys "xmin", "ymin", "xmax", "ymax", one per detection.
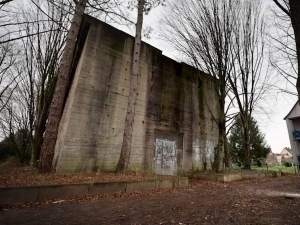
[{"xmin": 154, "ymin": 139, "xmax": 176, "ymax": 175}]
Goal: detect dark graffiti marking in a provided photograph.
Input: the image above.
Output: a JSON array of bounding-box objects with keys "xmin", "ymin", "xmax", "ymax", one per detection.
[{"xmin": 155, "ymin": 140, "xmax": 175, "ymax": 170}]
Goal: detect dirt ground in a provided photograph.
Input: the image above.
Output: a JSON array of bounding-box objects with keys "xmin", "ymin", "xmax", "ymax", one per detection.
[{"xmin": 1, "ymin": 175, "xmax": 300, "ymax": 225}]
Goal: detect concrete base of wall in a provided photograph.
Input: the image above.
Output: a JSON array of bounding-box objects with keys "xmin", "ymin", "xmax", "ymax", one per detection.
[
  {"xmin": 189, "ymin": 171, "xmax": 281, "ymax": 183},
  {"xmin": 0, "ymin": 177, "xmax": 188, "ymax": 204}
]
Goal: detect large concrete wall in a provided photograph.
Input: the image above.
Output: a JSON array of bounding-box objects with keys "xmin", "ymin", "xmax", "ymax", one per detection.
[{"xmin": 53, "ymin": 15, "xmax": 219, "ymax": 174}]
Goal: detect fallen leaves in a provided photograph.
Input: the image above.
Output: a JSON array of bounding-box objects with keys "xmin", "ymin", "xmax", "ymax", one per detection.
[{"xmin": 0, "ymin": 165, "xmax": 171, "ymax": 188}]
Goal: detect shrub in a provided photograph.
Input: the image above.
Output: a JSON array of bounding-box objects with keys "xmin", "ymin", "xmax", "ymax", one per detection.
[
  {"xmin": 257, "ymin": 160, "xmax": 262, "ymax": 167},
  {"xmin": 284, "ymin": 162, "xmax": 291, "ymax": 167},
  {"xmin": 0, "ymin": 141, "xmax": 15, "ymax": 162}
]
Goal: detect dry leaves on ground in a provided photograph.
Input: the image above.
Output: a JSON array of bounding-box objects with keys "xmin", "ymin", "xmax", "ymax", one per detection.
[{"xmin": 0, "ymin": 165, "xmax": 171, "ymax": 188}]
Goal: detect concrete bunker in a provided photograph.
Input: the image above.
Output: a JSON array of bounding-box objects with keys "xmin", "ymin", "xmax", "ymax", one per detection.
[{"xmin": 52, "ymin": 15, "xmax": 220, "ymax": 175}]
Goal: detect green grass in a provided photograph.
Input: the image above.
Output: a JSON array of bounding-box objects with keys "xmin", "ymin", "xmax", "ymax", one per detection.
[{"xmin": 251, "ymin": 165, "xmax": 297, "ymax": 174}]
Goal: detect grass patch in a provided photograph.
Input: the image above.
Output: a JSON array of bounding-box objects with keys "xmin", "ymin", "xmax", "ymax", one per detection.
[{"xmin": 251, "ymin": 165, "xmax": 298, "ymax": 174}]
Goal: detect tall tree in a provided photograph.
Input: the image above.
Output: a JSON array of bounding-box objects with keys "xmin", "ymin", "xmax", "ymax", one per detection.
[
  {"xmin": 115, "ymin": 0, "xmax": 165, "ymax": 173},
  {"xmin": 228, "ymin": 0, "xmax": 270, "ymax": 169},
  {"xmin": 272, "ymin": 0, "xmax": 300, "ymax": 99},
  {"xmin": 20, "ymin": 0, "xmax": 68, "ymax": 167},
  {"xmin": 115, "ymin": 0, "xmax": 144, "ymax": 173},
  {"xmin": 0, "ymin": 86, "xmax": 32, "ymax": 164},
  {"xmin": 160, "ymin": 0, "xmax": 237, "ymax": 172},
  {"xmin": 229, "ymin": 115, "xmax": 270, "ymax": 166},
  {"xmin": 160, "ymin": 0, "xmax": 271, "ymax": 172},
  {"xmin": 39, "ymin": 0, "xmax": 88, "ymax": 173}
]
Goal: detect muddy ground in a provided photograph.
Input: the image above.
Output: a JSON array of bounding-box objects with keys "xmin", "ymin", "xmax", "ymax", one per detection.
[{"xmin": 1, "ymin": 175, "xmax": 300, "ymax": 225}]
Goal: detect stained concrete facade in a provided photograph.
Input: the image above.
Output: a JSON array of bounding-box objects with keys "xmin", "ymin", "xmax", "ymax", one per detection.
[{"xmin": 53, "ymin": 15, "xmax": 220, "ymax": 174}]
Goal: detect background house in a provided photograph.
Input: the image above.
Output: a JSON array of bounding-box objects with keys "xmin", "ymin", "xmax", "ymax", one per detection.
[
  {"xmin": 284, "ymin": 101, "xmax": 300, "ymax": 166},
  {"xmin": 265, "ymin": 148, "xmax": 293, "ymax": 166},
  {"xmin": 280, "ymin": 147, "xmax": 293, "ymax": 163},
  {"xmin": 265, "ymin": 152, "xmax": 280, "ymax": 166}
]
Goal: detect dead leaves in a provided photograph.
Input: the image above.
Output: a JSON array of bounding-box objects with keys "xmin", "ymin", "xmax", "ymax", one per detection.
[{"xmin": 0, "ymin": 165, "xmax": 170, "ymax": 188}]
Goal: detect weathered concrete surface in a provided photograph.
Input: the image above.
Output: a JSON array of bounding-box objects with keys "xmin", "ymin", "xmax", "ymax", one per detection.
[
  {"xmin": 126, "ymin": 180, "xmax": 156, "ymax": 192},
  {"xmin": 155, "ymin": 179, "xmax": 175, "ymax": 189},
  {"xmin": 0, "ymin": 186, "xmax": 40, "ymax": 204},
  {"xmin": 217, "ymin": 174, "xmax": 242, "ymax": 183},
  {"xmin": 178, "ymin": 177, "xmax": 189, "ymax": 188},
  {"xmin": 190, "ymin": 171, "xmax": 282, "ymax": 183},
  {"xmin": 38, "ymin": 184, "xmax": 89, "ymax": 200},
  {"xmin": 0, "ymin": 177, "xmax": 188, "ymax": 204},
  {"xmin": 89, "ymin": 182, "xmax": 126, "ymax": 195},
  {"xmin": 53, "ymin": 15, "xmax": 220, "ymax": 174}
]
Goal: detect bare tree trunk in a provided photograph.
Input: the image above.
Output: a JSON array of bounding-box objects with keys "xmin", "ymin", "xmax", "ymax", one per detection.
[
  {"xmin": 224, "ymin": 135, "xmax": 231, "ymax": 168},
  {"xmin": 38, "ymin": 0, "xmax": 87, "ymax": 173},
  {"xmin": 217, "ymin": 129, "xmax": 225, "ymax": 172},
  {"xmin": 217, "ymin": 108, "xmax": 225, "ymax": 173},
  {"xmin": 115, "ymin": 0, "xmax": 144, "ymax": 173},
  {"xmin": 243, "ymin": 120, "xmax": 251, "ymax": 170}
]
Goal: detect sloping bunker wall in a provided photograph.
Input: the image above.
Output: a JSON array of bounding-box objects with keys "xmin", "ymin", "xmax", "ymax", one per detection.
[{"xmin": 53, "ymin": 15, "xmax": 220, "ymax": 174}]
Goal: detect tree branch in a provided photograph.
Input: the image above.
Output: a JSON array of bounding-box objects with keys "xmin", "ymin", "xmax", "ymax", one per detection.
[
  {"xmin": 0, "ymin": 0, "xmax": 13, "ymax": 5},
  {"xmin": 272, "ymin": 0, "xmax": 291, "ymax": 17}
]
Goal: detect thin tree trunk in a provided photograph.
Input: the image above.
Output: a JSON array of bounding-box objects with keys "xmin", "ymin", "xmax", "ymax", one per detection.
[
  {"xmin": 115, "ymin": 0, "xmax": 144, "ymax": 173},
  {"xmin": 38, "ymin": 0, "xmax": 87, "ymax": 173},
  {"xmin": 224, "ymin": 136, "xmax": 231, "ymax": 168},
  {"xmin": 216, "ymin": 76, "xmax": 226, "ymax": 173},
  {"xmin": 217, "ymin": 129, "xmax": 224, "ymax": 173},
  {"xmin": 31, "ymin": 130, "xmax": 44, "ymax": 167},
  {"xmin": 217, "ymin": 104, "xmax": 225, "ymax": 173},
  {"xmin": 31, "ymin": 81, "xmax": 56, "ymax": 167},
  {"xmin": 243, "ymin": 120, "xmax": 251, "ymax": 170}
]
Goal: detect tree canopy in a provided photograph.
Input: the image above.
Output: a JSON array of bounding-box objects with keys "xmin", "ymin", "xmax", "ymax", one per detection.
[{"xmin": 229, "ymin": 115, "xmax": 270, "ymax": 166}]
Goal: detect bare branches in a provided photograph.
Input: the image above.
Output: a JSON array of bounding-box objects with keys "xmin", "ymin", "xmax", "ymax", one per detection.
[
  {"xmin": 0, "ymin": 41, "xmax": 21, "ymax": 113},
  {"xmin": 272, "ymin": 0, "xmax": 291, "ymax": 17},
  {"xmin": 161, "ymin": 0, "xmax": 270, "ymax": 170},
  {"xmin": 268, "ymin": 1, "xmax": 298, "ymax": 96},
  {"xmin": 160, "ymin": 0, "xmax": 240, "ymax": 172},
  {"xmin": 88, "ymin": 0, "xmax": 135, "ymax": 24}
]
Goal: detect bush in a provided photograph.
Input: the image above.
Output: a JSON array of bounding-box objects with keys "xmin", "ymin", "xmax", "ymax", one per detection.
[
  {"xmin": 0, "ymin": 141, "xmax": 15, "ymax": 162},
  {"xmin": 284, "ymin": 162, "xmax": 291, "ymax": 167},
  {"xmin": 257, "ymin": 160, "xmax": 262, "ymax": 167}
]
